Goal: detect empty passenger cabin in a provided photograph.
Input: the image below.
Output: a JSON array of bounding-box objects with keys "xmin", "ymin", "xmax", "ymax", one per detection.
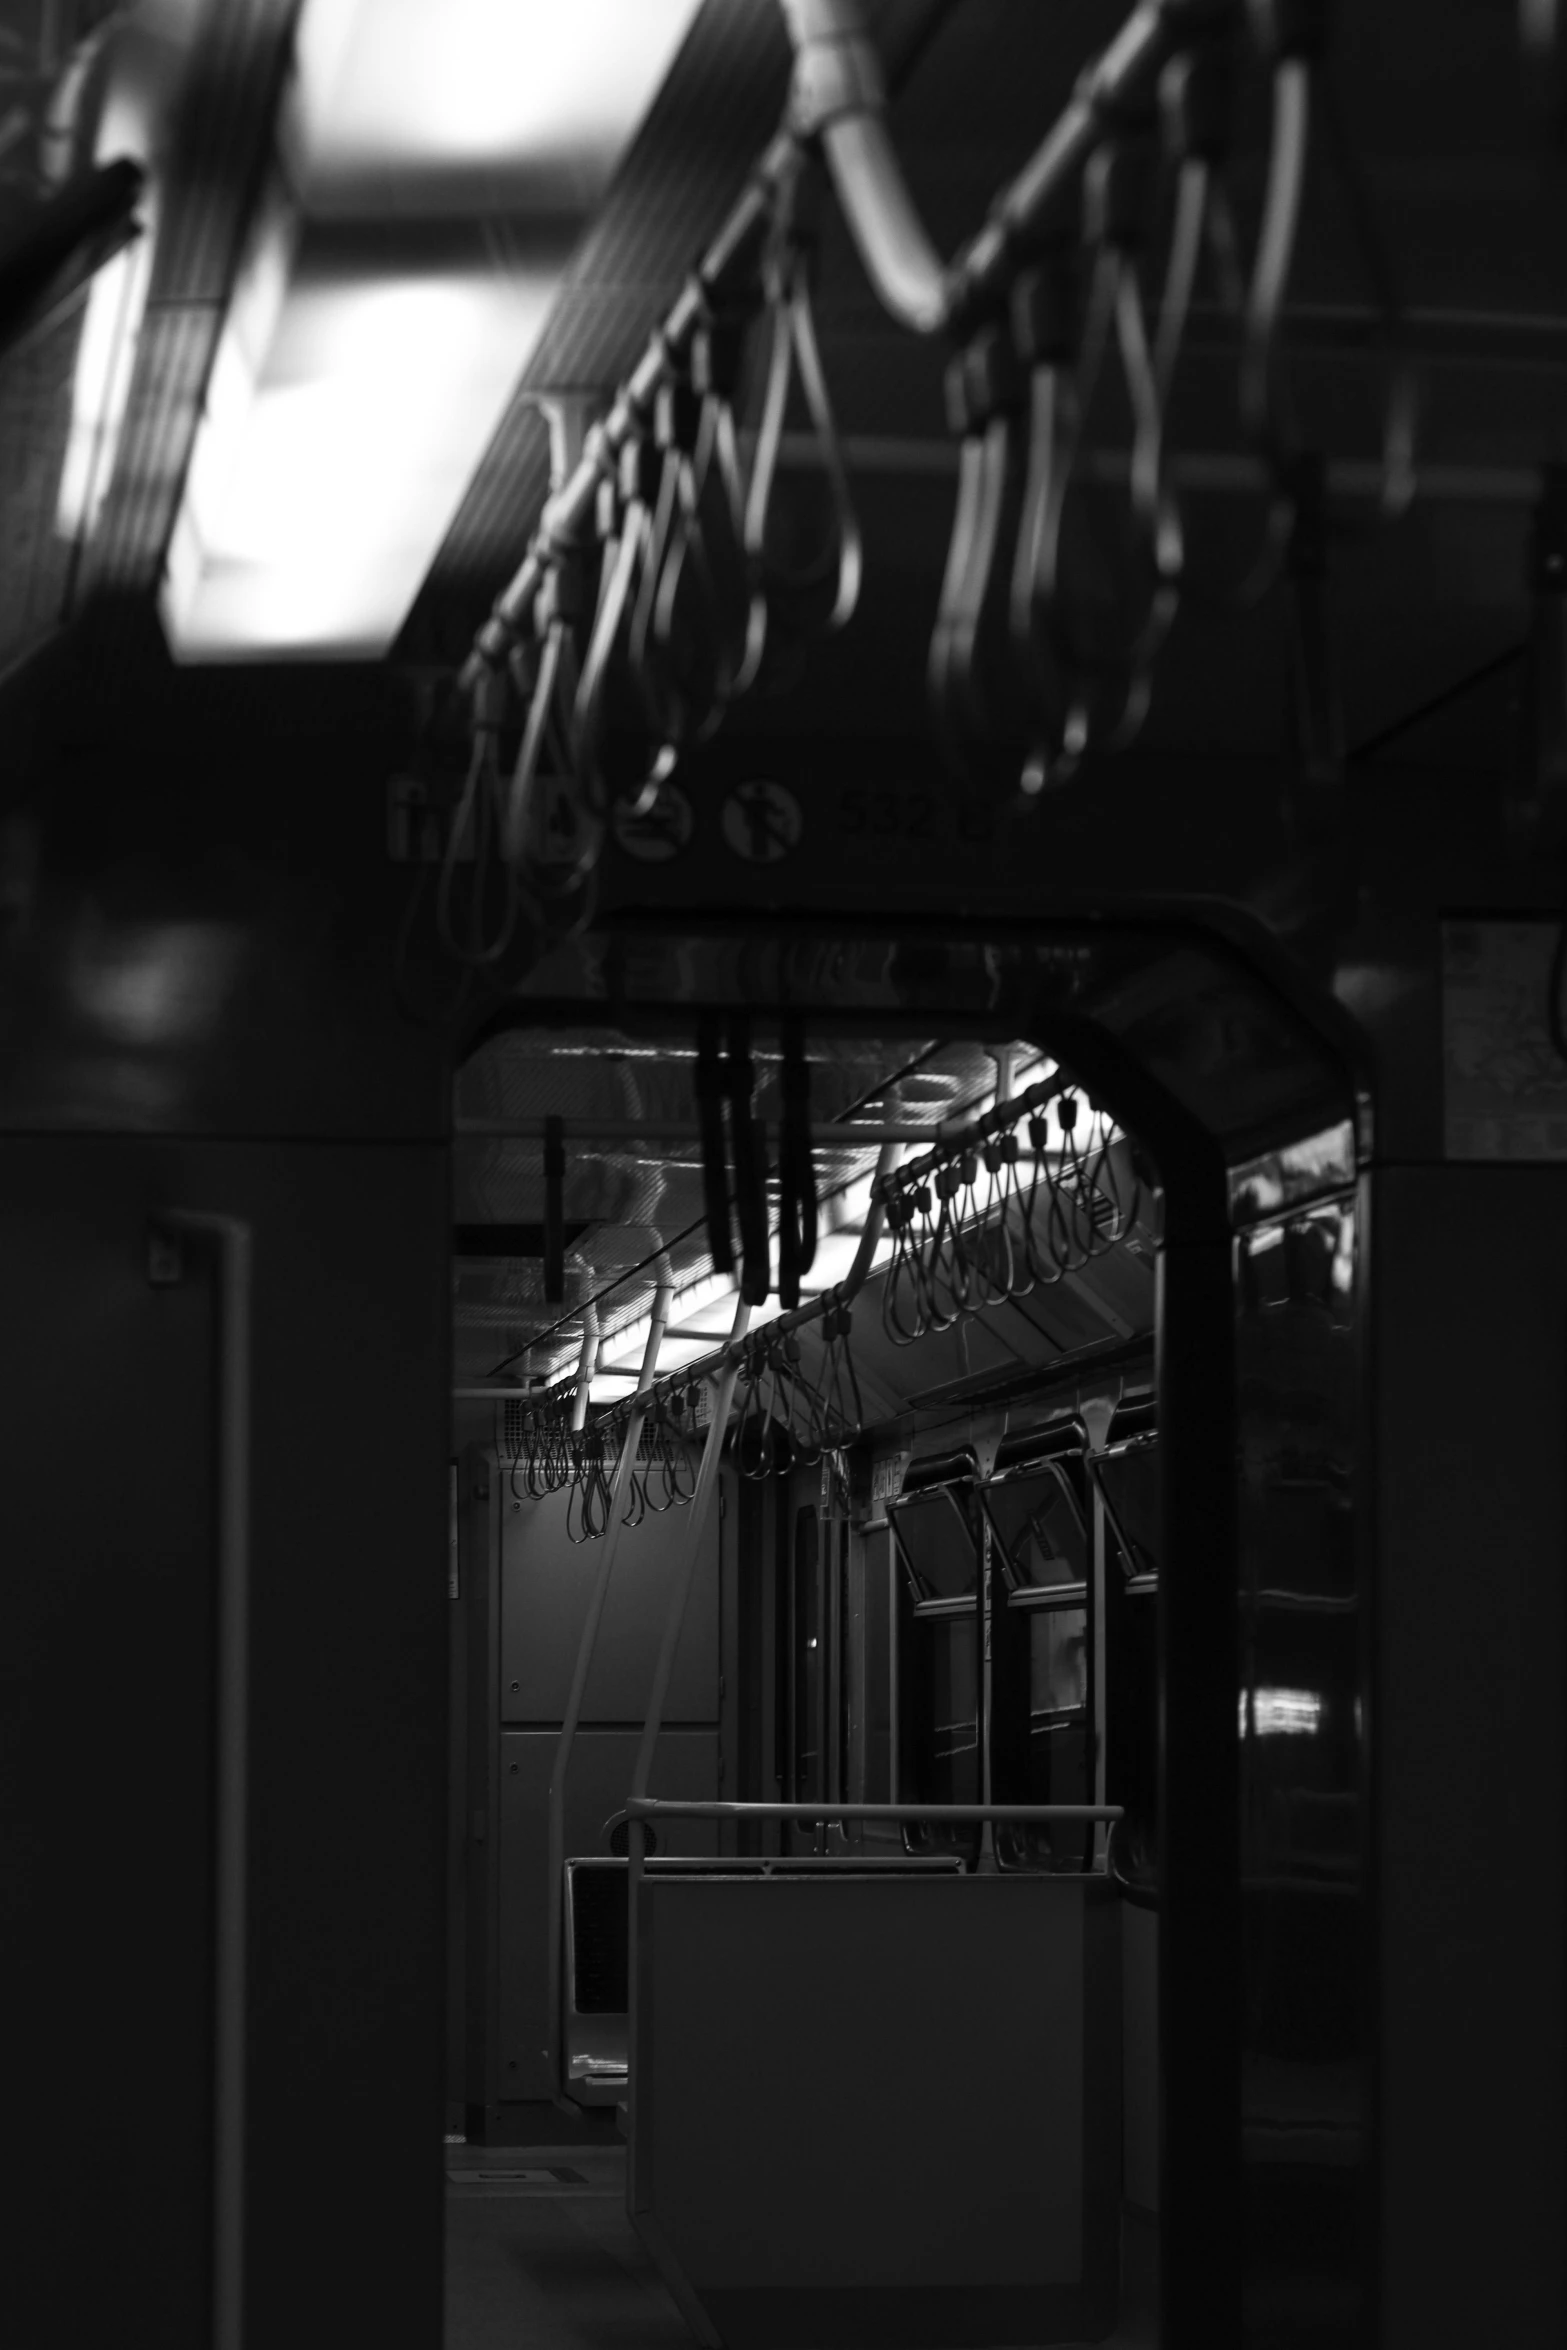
[{"xmin": 2, "ymin": 4, "xmax": 1564, "ymax": 2348}]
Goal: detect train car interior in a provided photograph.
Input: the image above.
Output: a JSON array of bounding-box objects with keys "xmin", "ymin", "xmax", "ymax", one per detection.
[
  {"xmin": 3, "ymin": 4, "xmax": 1566, "ymax": 2349},
  {"xmin": 449, "ymin": 1018, "xmax": 1167, "ymax": 2347}
]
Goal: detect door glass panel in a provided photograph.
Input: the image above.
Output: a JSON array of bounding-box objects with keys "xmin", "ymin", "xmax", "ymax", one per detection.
[
  {"xmin": 997, "ymin": 1713, "xmax": 1093, "ymax": 1871},
  {"xmin": 1030, "ymin": 1604, "xmax": 1088, "ymax": 1715},
  {"xmin": 888, "ymin": 1485, "xmax": 978, "ymax": 1598},
  {"xmin": 983, "ymin": 1465, "xmax": 1087, "ymax": 1588},
  {"xmin": 1097, "ymin": 1444, "xmax": 1161, "ymax": 1578},
  {"xmin": 925, "ymin": 1612, "xmax": 979, "ymax": 1792},
  {"xmin": 991, "ymin": 1601, "xmax": 1091, "ymax": 1871},
  {"xmin": 906, "ymin": 1607, "xmax": 981, "ymax": 1863}
]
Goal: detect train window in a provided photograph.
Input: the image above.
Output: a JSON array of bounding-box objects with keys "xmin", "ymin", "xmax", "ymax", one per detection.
[
  {"xmin": 1028, "ymin": 1606, "xmax": 1088, "ymax": 1717},
  {"xmin": 1101, "ymin": 1441, "xmax": 1160, "ymax": 1896},
  {"xmin": 987, "ymin": 1460, "xmax": 1093, "ymax": 1872},
  {"xmin": 862, "ymin": 1529, "xmax": 894, "ymax": 1803},
  {"xmin": 890, "ymin": 1485, "xmax": 981, "ymax": 1856},
  {"xmin": 994, "ymin": 1588, "xmax": 1092, "ymax": 1871},
  {"xmin": 909, "ymin": 1610, "xmax": 981, "ymax": 1804},
  {"xmin": 1096, "ymin": 1442, "xmax": 1160, "ymax": 1581},
  {"xmin": 887, "ymin": 1485, "xmax": 978, "ymax": 1599},
  {"xmin": 982, "ymin": 1464, "xmax": 1087, "ymax": 1590}
]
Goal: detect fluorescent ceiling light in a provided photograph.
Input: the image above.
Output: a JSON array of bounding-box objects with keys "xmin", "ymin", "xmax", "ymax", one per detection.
[
  {"xmin": 544, "ymin": 1057, "xmax": 1074, "ymax": 1389},
  {"xmin": 58, "ymin": 4, "xmax": 203, "ymax": 539},
  {"xmin": 596, "ymin": 1332, "xmax": 718, "ymax": 1377},
  {"xmin": 58, "ymin": 213, "xmax": 156, "ymax": 540},
  {"xmin": 160, "ymin": 0, "xmax": 701, "ymax": 661},
  {"xmin": 287, "ymin": 0, "xmax": 708, "ymax": 214},
  {"xmin": 1246, "ymin": 1688, "xmax": 1324, "ymax": 1738}
]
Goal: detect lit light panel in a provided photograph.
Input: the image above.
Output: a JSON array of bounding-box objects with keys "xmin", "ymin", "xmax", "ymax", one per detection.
[
  {"xmin": 58, "ymin": 3, "xmax": 206, "ymax": 539},
  {"xmin": 574, "ymin": 1055, "xmax": 1069, "ymax": 1392},
  {"xmin": 161, "ymin": 0, "xmax": 701, "ymax": 660}
]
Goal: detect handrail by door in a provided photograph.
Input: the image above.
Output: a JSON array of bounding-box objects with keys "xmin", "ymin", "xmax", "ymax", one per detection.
[
  {"xmin": 625, "ymin": 1799, "xmax": 1126, "ymax": 1904},
  {"xmin": 626, "ymin": 1799, "xmax": 1124, "ymax": 1826},
  {"xmin": 151, "ymin": 1211, "xmax": 253, "ymax": 2350},
  {"xmin": 628, "ymin": 1293, "xmax": 752, "ymax": 1813},
  {"xmin": 544, "ymin": 1279, "xmax": 672, "ymax": 2099}
]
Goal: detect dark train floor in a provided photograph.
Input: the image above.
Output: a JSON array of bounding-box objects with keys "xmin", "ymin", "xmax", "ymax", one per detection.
[
  {"xmin": 445, "ymin": 2146, "xmax": 686, "ymax": 2350},
  {"xmin": 443, "ymin": 2145, "xmax": 1158, "ymax": 2350}
]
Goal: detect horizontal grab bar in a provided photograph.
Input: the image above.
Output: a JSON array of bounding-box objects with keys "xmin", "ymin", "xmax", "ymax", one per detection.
[
  {"xmin": 624, "ymin": 1801, "xmax": 1123, "ymax": 1823},
  {"xmin": 455, "ymin": 1117, "xmax": 944, "ymax": 1144}
]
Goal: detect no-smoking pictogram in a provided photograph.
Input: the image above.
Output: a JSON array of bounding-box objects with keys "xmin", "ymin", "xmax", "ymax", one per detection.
[{"xmin": 720, "ymin": 778, "xmax": 803, "ymax": 863}]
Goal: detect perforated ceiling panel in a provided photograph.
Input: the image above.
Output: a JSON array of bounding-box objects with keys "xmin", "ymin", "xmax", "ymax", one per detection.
[{"xmin": 451, "ymin": 1026, "xmax": 1017, "ymax": 1385}]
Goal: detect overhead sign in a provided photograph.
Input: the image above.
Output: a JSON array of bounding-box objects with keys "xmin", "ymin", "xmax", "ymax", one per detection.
[
  {"xmin": 720, "ymin": 777, "xmax": 803, "ymax": 863},
  {"xmin": 870, "ymin": 1448, "xmax": 912, "ymax": 1506},
  {"xmin": 611, "ymin": 784, "xmax": 694, "ymax": 863}
]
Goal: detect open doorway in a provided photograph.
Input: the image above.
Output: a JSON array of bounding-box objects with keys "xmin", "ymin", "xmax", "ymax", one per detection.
[{"xmin": 439, "ymin": 913, "xmax": 1370, "ymax": 2350}]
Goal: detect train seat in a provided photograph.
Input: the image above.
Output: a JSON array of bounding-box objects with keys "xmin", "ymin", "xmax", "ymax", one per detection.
[
  {"xmin": 627, "ymin": 1866, "xmax": 1120, "ymax": 2347},
  {"xmin": 563, "ymin": 1853, "xmax": 965, "ymax": 2107}
]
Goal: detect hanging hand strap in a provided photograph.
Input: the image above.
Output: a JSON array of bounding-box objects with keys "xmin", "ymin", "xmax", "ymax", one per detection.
[
  {"xmin": 777, "ymin": 1020, "xmax": 817, "ymax": 1309},
  {"xmin": 745, "ymin": 156, "xmax": 862, "ymax": 675},
  {"xmin": 725, "ymin": 1018, "xmax": 772, "ymax": 1304},
  {"xmin": 694, "ymin": 1020, "xmax": 735, "ymax": 1275}
]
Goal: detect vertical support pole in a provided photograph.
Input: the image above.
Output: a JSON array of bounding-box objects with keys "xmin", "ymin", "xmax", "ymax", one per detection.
[
  {"xmin": 627, "ymin": 1298, "xmax": 749, "ymax": 2121},
  {"xmin": 459, "ymin": 1444, "xmax": 501, "ymax": 2139},
  {"xmin": 160, "ymin": 1213, "xmax": 252, "ymax": 2350},
  {"xmin": 979, "ymin": 1510, "xmax": 994, "ymax": 1816},
  {"xmin": 631, "ymin": 1296, "xmax": 752, "ymax": 1810},
  {"xmin": 543, "ymin": 1116, "xmax": 566, "ymax": 1303},
  {"xmin": 1512, "ymin": 463, "xmax": 1567, "ymax": 850},
  {"xmin": 1091, "ymin": 1471, "xmax": 1110, "ymax": 1869},
  {"xmin": 569, "ymin": 1312, "xmax": 598, "ymax": 1433},
  {"xmin": 545, "ymin": 1282, "xmax": 671, "ymax": 2100},
  {"xmin": 1029, "ymin": 1010, "xmax": 1242, "ymax": 2346},
  {"xmin": 1157, "ymin": 1223, "xmax": 1241, "ymax": 2348}
]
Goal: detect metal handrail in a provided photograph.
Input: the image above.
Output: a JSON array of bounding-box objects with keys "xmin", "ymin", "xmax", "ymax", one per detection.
[
  {"xmin": 455, "ymin": 1118, "xmax": 951, "ymax": 1144},
  {"xmin": 869, "ymin": 1075, "xmax": 1065, "ymax": 1197},
  {"xmin": 543, "ymin": 1279, "xmax": 672, "ymax": 2101},
  {"xmin": 628, "ymin": 1295, "xmax": 751, "ymax": 1811},
  {"xmin": 460, "ymin": 2, "xmax": 1183, "ymax": 690},
  {"xmin": 156, "ymin": 1212, "xmax": 252, "ymax": 2350},
  {"xmin": 625, "ymin": 1801, "xmax": 1123, "ymax": 1824},
  {"xmin": 461, "ymin": 129, "xmax": 802, "ymax": 689},
  {"xmin": 618, "ymin": 1799, "xmax": 1128, "ymax": 2103},
  {"xmin": 589, "ymin": 1137, "xmax": 901, "ymax": 1450},
  {"xmin": 781, "ymin": 0, "xmax": 1188, "ymax": 341}
]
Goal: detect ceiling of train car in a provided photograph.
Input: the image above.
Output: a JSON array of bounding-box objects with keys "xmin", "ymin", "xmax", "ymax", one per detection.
[
  {"xmin": 452, "ymin": 1018, "xmax": 1158, "ymax": 1441},
  {"xmin": 15, "ymin": 0, "xmax": 1452, "ymax": 1442},
  {"xmin": 13, "ymin": 0, "xmax": 1563, "ymax": 740},
  {"xmin": 404, "ymin": 0, "xmax": 1567, "ymax": 759},
  {"xmin": 452, "ymin": 1028, "xmax": 1046, "ymax": 1387}
]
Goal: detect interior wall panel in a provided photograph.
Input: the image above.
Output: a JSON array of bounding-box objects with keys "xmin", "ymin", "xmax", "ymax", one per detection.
[
  {"xmin": 1375, "ymin": 1164, "xmax": 1567, "ymax": 2350},
  {"xmin": 0, "ymin": 1133, "xmax": 450, "ymax": 2350},
  {"xmin": 500, "ymin": 1479, "xmax": 721, "ymax": 1725},
  {"xmin": 499, "ymin": 1726, "xmax": 719, "ymax": 2101}
]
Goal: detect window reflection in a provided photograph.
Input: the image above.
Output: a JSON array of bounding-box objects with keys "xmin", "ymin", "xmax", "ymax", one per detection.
[
  {"xmin": 1096, "ymin": 1443, "xmax": 1160, "ymax": 1579},
  {"xmin": 1030, "ymin": 1606, "xmax": 1088, "ymax": 1717},
  {"xmin": 888, "ymin": 1485, "xmax": 978, "ymax": 1599},
  {"xmin": 983, "ymin": 1464, "xmax": 1086, "ymax": 1589}
]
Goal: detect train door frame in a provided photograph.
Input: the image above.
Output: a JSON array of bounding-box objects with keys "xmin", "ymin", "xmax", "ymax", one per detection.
[{"xmin": 472, "ymin": 906, "xmax": 1372, "ymax": 2347}]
